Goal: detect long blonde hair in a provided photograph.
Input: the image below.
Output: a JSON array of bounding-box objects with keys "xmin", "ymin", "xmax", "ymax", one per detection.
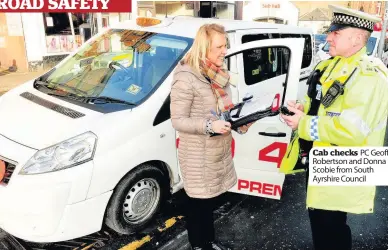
[{"xmin": 183, "ymin": 23, "xmax": 227, "ymax": 75}]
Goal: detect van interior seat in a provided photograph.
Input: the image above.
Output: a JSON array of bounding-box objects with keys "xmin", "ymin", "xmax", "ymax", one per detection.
[
  {"xmin": 152, "ymin": 47, "xmax": 176, "ymax": 84},
  {"xmin": 140, "ymin": 47, "xmax": 176, "ymax": 93}
]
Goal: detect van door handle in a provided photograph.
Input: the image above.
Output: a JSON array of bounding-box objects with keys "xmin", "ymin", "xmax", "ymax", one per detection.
[{"xmin": 259, "ymin": 132, "xmax": 286, "ymax": 137}]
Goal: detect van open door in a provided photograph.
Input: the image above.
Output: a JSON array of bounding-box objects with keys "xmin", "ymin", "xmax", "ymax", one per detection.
[{"xmin": 226, "ymin": 38, "xmax": 304, "ymax": 200}]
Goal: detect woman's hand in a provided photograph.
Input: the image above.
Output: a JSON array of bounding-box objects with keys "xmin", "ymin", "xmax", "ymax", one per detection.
[
  {"xmin": 238, "ymin": 122, "xmax": 254, "ymax": 134},
  {"xmin": 212, "ymin": 120, "xmax": 232, "ymax": 134}
]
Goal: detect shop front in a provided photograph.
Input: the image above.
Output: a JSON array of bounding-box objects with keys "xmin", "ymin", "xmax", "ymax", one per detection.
[
  {"xmin": 0, "ymin": 13, "xmax": 28, "ymax": 73},
  {"xmin": 18, "ymin": 12, "xmax": 131, "ymax": 72},
  {"xmin": 243, "ymin": 1, "xmax": 299, "ymax": 26}
]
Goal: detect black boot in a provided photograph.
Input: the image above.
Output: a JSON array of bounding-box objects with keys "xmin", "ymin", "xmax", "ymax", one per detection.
[{"xmin": 210, "ymin": 241, "xmax": 231, "ymax": 250}]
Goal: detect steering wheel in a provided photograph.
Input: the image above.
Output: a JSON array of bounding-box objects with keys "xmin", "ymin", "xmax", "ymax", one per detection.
[{"xmin": 109, "ymin": 61, "xmax": 131, "ymax": 75}]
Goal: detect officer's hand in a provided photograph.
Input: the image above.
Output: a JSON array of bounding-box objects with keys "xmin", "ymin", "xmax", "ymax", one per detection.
[
  {"xmin": 281, "ymin": 106, "xmax": 305, "ymax": 130},
  {"xmin": 212, "ymin": 120, "xmax": 231, "ymax": 134},
  {"xmin": 287, "ymin": 100, "xmax": 304, "ymax": 112}
]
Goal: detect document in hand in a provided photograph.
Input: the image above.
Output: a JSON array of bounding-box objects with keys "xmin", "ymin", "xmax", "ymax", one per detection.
[{"xmin": 227, "ymin": 94, "xmax": 280, "ymax": 131}]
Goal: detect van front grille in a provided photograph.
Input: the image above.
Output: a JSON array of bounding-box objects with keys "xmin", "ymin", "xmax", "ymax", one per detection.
[{"xmin": 20, "ymin": 92, "xmax": 85, "ymax": 119}]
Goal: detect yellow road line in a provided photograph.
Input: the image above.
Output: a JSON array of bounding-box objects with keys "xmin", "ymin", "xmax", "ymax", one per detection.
[
  {"xmin": 113, "ymin": 216, "xmax": 184, "ymax": 250},
  {"xmin": 158, "ymin": 216, "xmax": 184, "ymax": 232},
  {"xmin": 80, "ymin": 244, "xmax": 95, "ymax": 250},
  {"xmin": 119, "ymin": 235, "xmax": 152, "ymax": 250}
]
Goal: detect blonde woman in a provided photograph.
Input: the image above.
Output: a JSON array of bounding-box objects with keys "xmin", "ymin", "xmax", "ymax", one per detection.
[{"xmin": 170, "ymin": 24, "xmax": 250, "ymax": 250}]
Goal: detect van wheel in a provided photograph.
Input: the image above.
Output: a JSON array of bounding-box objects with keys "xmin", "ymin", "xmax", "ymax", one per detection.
[{"xmin": 104, "ymin": 164, "xmax": 169, "ymax": 234}]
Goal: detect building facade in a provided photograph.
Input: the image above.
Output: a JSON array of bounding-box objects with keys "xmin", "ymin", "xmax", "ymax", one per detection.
[
  {"xmin": 0, "ymin": 2, "xmax": 244, "ymax": 73},
  {"xmin": 243, "ymin": 1, "xmax": 299, "ymax": 25},
  {"xmin": 0, "ymin": 13, "xmax": 28, "ymax": 72},
  {"xmin": 348, "ymin": 1, "xmax": 386, "ymax": 17},
  {"xmin": 0, "ymin": 13, "xmax": 132, "ymax": 73},
  {"xmin": 137, "ymin": 1, "xmax": 242, "ymax": 20},
  {"xmin": 5, "ymin": 1, "xmax": 384, "ymax": 73},
  {"xmin": 294, "ymin": 1, "xmax": 386, "ymax": 34}
]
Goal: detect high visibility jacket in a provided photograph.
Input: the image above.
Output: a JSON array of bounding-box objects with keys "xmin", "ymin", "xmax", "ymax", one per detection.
[{"xmin": 280, "ymin": 47, "xmax": 388, "ymax": 214}]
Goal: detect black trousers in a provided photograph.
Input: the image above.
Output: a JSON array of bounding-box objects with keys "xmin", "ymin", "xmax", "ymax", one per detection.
[
  {"xmin": 308, "ymin": 208, "xmax": 352, "ymax": 250},
  {"xmin": 305, "ymin": 169, "xmax": 352, "ymax": 250},
  {"xmin": 185, "ymin": 194, "xmax": 216, "ymax": 248}
]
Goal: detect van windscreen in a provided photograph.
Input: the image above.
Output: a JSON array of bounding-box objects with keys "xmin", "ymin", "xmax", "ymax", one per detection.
[{"xmin": 36, "ymin": 29, "xmax": 193, "ymax": 110}]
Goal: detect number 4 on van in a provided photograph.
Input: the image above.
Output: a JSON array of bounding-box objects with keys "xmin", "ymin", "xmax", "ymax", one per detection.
[{"xmin": 259, "ymin": 142, "xmax": 288, "ymax": 168}]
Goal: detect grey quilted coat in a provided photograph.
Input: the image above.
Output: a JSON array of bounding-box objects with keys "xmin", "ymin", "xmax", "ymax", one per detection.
[{"xmin": 170, "ymin": 61, "xmax": 237, "ymax": 199}]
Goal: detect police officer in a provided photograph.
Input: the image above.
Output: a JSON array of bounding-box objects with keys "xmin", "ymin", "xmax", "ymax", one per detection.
[{"xmin": 280, "ymin": 5, "xmax": 388, "ymax": 250}]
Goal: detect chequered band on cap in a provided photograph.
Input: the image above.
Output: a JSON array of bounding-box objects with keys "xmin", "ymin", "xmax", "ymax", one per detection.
[{"xmin": 332, "ymin": 13, "xmax": 374, "ymax": 31}]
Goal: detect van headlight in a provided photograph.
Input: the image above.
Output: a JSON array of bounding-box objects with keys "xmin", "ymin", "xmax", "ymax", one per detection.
[{"xmin": 20, "ymin": 132, "xmax": 97, "ymax": 175}]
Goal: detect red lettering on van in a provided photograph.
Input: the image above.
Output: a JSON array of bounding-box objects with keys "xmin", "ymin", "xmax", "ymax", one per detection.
[
  {"xmin": 262, "ymin": 183, "xmax": 276, "ymax": 195},
  {"xmin": 238, "ymin": 179, "xmax": 249, "ymax": 190},
  {"xmin": 258, "ymin": 142, "xmax": 287, "ymax": 168},
  {"xmin": 237, "ymin": 179, "xmax": 282, "ymax": 196}
]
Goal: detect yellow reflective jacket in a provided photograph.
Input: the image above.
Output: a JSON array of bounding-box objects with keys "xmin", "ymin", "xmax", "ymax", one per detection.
[{"xmin": 280, "ymin": 47, "xmax": 388, "ymax": 214}]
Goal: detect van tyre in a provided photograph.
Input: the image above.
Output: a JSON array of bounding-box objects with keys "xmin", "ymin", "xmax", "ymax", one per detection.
[{"xmin": 104, "ymin": 164, "xmax": 169, "ymax": 234}]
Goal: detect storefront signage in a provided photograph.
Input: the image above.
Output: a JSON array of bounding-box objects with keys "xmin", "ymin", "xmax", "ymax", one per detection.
[
  {"xmin": 262, "ymin": 3, "xmax": 280, "ymax": 9},
  {"xmin": 0, "ymin": 0, "xmax": 132, "ymax": 12}
]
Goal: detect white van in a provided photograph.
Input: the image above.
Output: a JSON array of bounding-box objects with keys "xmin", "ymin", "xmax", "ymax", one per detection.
[
  {"xmin": 316, "ymin": 31, "xmax": 388, "ymax": 64},
  {"xmin": 0, "ymin": 17, "xmax": 314, "ymax": 242}
]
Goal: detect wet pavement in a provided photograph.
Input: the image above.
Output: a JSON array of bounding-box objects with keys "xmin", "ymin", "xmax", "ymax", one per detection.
[
  {"xmin": 142, "ymin": 173, "xmax": 388, "ymax": 250},
  {"xmin": 3, "ymin": 173, "xmax": 388, "ymax": 250}
]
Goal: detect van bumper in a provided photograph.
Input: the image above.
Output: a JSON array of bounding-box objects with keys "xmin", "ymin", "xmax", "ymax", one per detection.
[
  {"xmin": 0, "ymin": 161, "xmax": 113, "ymax": 243},
  {"xmin": 0, "ymin": 184, "xmax": 112, "ymax": 243},
  {"xmin": 0, "ymin": 135, "xmax": 112, "ymax": 242}
]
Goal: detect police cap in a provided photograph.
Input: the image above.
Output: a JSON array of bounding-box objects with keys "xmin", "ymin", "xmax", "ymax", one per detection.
[{"xmin": 327, "ymin": 5, "xmax": 381, "ymax": 33}]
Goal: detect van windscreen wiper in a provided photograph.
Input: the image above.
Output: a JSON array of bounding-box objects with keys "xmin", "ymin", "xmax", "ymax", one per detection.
[
  {"xmin": 50, "ymin": 82, "xmax": 88, "ymax": 96},
  {"xmin": 34, "ymin": 80, "xmax": 87, "ymax": 96},
  {"xmin": 47, "ymin": 92, "xmax": 84, "ymax": 101},
  {"xmin": 84, "ymin": 96, "xmax": 135, "ymax": 106},
  {"xmin": 34, "ymin": 80, "xmax": 57, "ymax": 90}
]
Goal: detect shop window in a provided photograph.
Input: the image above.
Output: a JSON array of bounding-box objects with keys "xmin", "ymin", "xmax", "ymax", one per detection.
[
  {"xmin": 119, "ymin": 13, "xmax": 131, "ymax": 22},
  {"xmin": 43, "ymin": 13, "xmax": 90, "ymax": 53},
  {"xmin": 44, "ymin": 13, "xmax": 89, "ymax": 36}
]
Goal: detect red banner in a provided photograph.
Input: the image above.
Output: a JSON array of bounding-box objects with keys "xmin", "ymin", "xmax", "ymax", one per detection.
[{"xmin": 0, "ymin": 0, "xmax": 132, "ymax": 13}]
